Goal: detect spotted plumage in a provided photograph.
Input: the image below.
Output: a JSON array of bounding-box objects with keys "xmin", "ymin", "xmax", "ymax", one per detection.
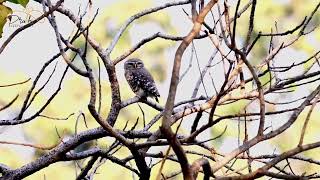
[{"xmin": 124, "ymin": 58, "xmax": 160, "ymax": 102}]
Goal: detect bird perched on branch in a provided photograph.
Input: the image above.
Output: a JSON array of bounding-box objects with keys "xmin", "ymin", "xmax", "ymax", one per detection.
[{"xmin": 124, "ymin": 58, "xmax": 160, "ymax": 102}]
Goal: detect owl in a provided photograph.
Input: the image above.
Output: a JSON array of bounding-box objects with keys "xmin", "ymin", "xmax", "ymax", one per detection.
[{"xmin": 124, "ymin": 58, "xmax": 160, "ymax": 102}]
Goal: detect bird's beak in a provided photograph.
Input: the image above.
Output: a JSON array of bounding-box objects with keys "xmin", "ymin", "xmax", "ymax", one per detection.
[{"xmin": 134, "ymin": 63, "xmax": 137, "ymax": 68}]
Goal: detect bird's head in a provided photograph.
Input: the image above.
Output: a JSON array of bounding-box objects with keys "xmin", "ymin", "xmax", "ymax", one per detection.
[{"xmin": 124, "ymin": 58, "xmax": 144, "ymax": 70}]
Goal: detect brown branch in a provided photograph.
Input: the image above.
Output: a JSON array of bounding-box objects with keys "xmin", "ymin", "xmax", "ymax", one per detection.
[
  {"xmin": 298, "ymin": 95, "xmax": 319, "ymax": 146},
  {"xmin": 231, "ymin": 0, "xmax": 241, "ymax": 47},
  {"xmin": 210, "ymin": 84, "xmax": 320, "ymax": 174},
  {"xmin": 106, "ymin": 0, "xmax": 192, "ymax": 55},
  {"xmin": 0, "ymin": 78, "xmax": 31, "ymax": 87},
  {"xmin": 231, "ymin": 48, "xmax": 266, "ymax": 136},
  {"xmin": 190, "ymin": 158, "xmax": 213, "ymax": 180},
  {"xmin": 161, "ymin": 1, "xmax": 218, "ymax": 179},
  {"xmin": 45, "ymin": 1, "xmax": 89, "ymax": 77},
  {"xmin": 113, "ymin": 32, "xmax": 208, "ymax": 65},
  {"xmin": 0, "ymin": 94, "xmax": 19, "ymax": 112},
  {"xmin": 243, "ymin": 0, "xmax": 257, "ymax": 50},
  {"xmin": 217, "ymin": 141, "xmax": 320, "ymax": 179}
]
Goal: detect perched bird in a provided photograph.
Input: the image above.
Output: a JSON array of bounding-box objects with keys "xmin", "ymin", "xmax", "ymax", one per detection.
[{"xmin": 124, "ymin": 58, "xmax": 160, "ymax": 102}]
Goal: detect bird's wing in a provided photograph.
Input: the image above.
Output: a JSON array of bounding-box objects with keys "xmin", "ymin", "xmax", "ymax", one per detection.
[{"xmin": 136, "ymin": 69, "xmax": 160, "ymax": 97}]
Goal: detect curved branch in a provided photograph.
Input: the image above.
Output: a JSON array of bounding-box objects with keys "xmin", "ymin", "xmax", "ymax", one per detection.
[
  {"xmin": 161, "ymin": 1, "xmax": 218, "ymax": 179},
  {"xmin": 106, "ymin": 0, "xmax": 192, "ymax": 55},
  {"xmin": 0, "ymin": 94, "xmax": 19, "ymax": 112}
]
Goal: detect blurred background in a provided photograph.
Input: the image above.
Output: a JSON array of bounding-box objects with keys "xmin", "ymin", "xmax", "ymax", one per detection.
[{"xmin": 0, "ymin": 0, "xmax": 319, "ymax": 179}]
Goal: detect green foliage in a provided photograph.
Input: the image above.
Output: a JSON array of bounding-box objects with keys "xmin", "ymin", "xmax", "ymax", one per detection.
[
  {"xmin": 0, "ymin": 72, "xmax": 30, "ymax": 109},
  {"xmin": 303, "ymin": 58, "xmax": 315, "ymax": 71},
  {"xmin": 258, "ymin": 65, "xmax": 272, "ymax": 87},
  {"xmin": 0, "ymin": 148, "xmax": 25, "ymax": 169},
  {"xmin": 0, "ymin": 3, "xmax": 12, "ymax": 38},
  {"xmin": 7, "ymin": 0, "xmax": 29, "ymax": 7},
  {"xmin": 24, "ymin": 162, "xmax": 76, "ymax": 180},
  {"xmin": 218, "ymin": 99, "xmax": 249, "ymax": 115},
  {"xmin": 0, "ymin": 0, "xmax": 30, "ymax": 38}
]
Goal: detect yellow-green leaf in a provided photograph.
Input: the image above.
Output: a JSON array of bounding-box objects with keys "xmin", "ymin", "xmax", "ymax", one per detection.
[
  {"xmin": 0, "ymin": 4, "xmax": 12, "ymax": 38},
  {"xmin": 7, "ymin": 0, "xmax": 29, "ymax": 7}
]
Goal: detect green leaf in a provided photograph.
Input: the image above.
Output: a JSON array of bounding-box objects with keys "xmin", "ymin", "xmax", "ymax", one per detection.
[
  {"xmin": 0, "ymin": 4, "xmax": 12, "ymax": 38},
  {"xmin": 7, "ymin": 0, "xmax": 29, "ymax": 7}
]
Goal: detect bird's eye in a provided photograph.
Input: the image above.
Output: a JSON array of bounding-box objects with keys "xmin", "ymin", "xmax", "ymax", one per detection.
[
  {"xmin": 136, "ymin": 62, "xmax": 143, "ymax": 67},
  {"xmin": 127, "ymin": 62, "xmax": 134, "ymax": 67}
]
